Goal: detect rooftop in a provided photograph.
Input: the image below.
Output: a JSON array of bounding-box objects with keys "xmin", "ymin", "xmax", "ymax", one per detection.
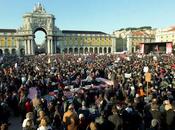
[
  {"xmin": 62, "ymin": 30, "xmax": 107, "ymax": 35},
  {"xmin": 0, "ymin": 29, "xmax": 16, "ymax": 33}
]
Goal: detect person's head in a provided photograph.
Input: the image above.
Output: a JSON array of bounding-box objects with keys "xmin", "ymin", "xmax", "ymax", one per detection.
[
  {"xmin": 151, "ymin": 119, "xmax": 159, "ymax": 128},
  {"xmin": 26, "ymin": 112, "xmax": 33, "ymax": 120},
  {"xmin": 68, "ymin": 104, "xmax": 74, "ymax": 111},
  {"xmin": 79, "ymin": 113, "xmax": 85, "ymax": 120},
  {"xmin": 111, "ymin": 105, "xmax": 118, "ymax": 114},
  {"xmin": 39, "ymin": 111, "xmax": 45, "ymax": 118},
  {"xmin": 89, "ymin": 122, "xmax": 97, "ymax": 130},
  {"xmin": 40, "ymin": 118, "xmax": 47, "ymax": 127},
  {"xmin": 165, "ymin": 103, "xmax": 173, "ymax": 111},
  {"xmin": 0, "ymin": 123, "xmax": 8, "ymax": 130}
]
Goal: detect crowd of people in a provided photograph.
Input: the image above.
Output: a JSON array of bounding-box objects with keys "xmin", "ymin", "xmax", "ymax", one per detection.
[{"xmin": 0, "ymin": 53, "xmax": 175, "ymax": 130}]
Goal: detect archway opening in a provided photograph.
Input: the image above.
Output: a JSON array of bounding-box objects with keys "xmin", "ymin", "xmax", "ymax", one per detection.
[
  {"xmin": 11, "ymin": 49, "xmax": 16, "ymax": 55},
  {"xmin": 85, "ymin": 48, "xmax": 88, "ymax": 54},
  {"xmin": 34, "ymin": 29, "xmax": 47, "ymax": 54},
  {"xmin": 74, "ymin": 48, "xmax": 78, "ymax": 54},
  {"xmin": 104, "ymin": 47, "xmax": 107, "ymax": 53},
  {"xmin": 69, "ymin": 48, "xmax": 73, "ymax": 53},
  {"xmin": 95, "ymin": 47, "xmax": 98, "ymax": 54},
  {"xmin": 20, "ymin": 48, "xmax": 25, "ymax": 56},
  {"xmin": 108, "ymin": 47, "xmax": 111, "ymax": 53},
  {"xmin": 4, "ymin": 49, "xmax": 10, "ymax": 55},
  {"xmin": 80, "ymin": 48, "xmax": 83, "ymax": 54},
  {"xmin": 90, "ymin": 48, "xmax": 93, "ymax": 53},
  {"xmin": 63, "ymin": 48, "xmax": 68, "ymax": 54},
  {"xmin": 99, "ymin": 47, "xmax": 102, "ymax": 53}
]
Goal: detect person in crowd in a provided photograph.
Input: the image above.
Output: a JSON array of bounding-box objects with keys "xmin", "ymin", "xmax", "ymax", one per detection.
[
  {"xmin": 37, "ymin": 118, "xmax": 52, "ymax": 130},
  {"xmin": 0, "ymin": 123, "xmax": 8, "ymax": 130},
  {"xmin": 1, "ymin": 53, "xmax": 175, "ymax": 130},
  {"xmin": 108, "ymin": 105, "xmax": 123, "ymax": 130},
  {"xmin": 22, "ymin": 112, "xmax": 35, "ymax": 130},
  {"xmin": 63, "ymin": 104, "xmax": 79, "ymax": 130}
]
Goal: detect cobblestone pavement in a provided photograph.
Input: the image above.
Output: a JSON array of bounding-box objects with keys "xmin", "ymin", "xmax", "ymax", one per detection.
[{"xmin": 9, "ymin": 116, "xmax": 22, "ymax": 130}]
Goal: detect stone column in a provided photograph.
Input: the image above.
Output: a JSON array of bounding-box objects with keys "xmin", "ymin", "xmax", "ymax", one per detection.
[
  {"xmin": 102, "ymin": 47, "xmax": 104, "ymax": 54},
  {"xmin": 25, "ymin": 40, "xmax": 28, "ymax": 55},
  {"xmin": 47, "ymin": 38, "xmax": 51, "ymax": 54},
  {"xmin": 112, "ymin": 37, "xmax": 116, "ymax": 53},
  {"xmin": 88, "ymin": 47, "xmax": 90, "ymax": 53},
  {"xmin": 50, "ymin": 38, "xmax": 53, "ymax": 54},
  {"xmin": 97, "ymin": 47, "xmax": 99, "ymax": 54},
  {"xmin": 54, "ymin": 38, "xmax": 57, "ymax": 53},
  {"xmin": 31, "ymin": 39, "xmax": 34, "ymax": 55},
  {"xmin": 16, "ymin": 38, "xmax": 20, "ymax": 55},
  {"xmin": 78, "ymin": 48, "xmax": 80, "ymax": 54},
  {"xmin": 27, "ymin": 39, "xmax": 31, "ymax": 55}
]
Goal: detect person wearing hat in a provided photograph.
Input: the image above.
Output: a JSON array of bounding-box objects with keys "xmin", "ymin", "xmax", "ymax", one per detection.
[{"xmin": 63, "ymin": 104, "xmax": 79, "ymax": 130}]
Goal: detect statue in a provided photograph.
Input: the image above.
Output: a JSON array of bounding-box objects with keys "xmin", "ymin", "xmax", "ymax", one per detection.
[{"xmin": 33, "ymin": 3, "xmax": 46, "ymax": 13}]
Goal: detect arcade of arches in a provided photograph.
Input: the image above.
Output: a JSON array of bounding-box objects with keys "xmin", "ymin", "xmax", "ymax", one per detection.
[
  {"xmin": 62, "ymin": 47, "xmax": 111, "ymax": 54},
  {"xmin": 0, "ymin": 3, "xmax": 115, "ymax": 56}
]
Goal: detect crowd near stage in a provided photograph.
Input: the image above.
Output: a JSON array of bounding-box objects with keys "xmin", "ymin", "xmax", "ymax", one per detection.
[
  {"xmin": 140, "ymin": 42, "xmax": 173, "ymax": 54},
  {"xmin": 0, "ymin": 53, "xmax": 175, "ymax": 130}
]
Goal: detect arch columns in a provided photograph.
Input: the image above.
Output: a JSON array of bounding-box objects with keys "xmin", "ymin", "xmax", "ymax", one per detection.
[
  {"xmin": 52, "ymin": 37, "xmax": 57, "ymax": 54},
  {"xmin": 27, "ymin": 39, "xmax": 31, "ymax": 54},
  {"xmin": 25, "ymin": 39, "xmax": 28, "ymax": 55},
  {"xmin": 97, "ymin": 47, "xmax": 100, "ymax": 54},
  {"xmin": 25, "ymin": 36, "xmax": 34, "ymax": 55},
  {"xmin": 47, "ymin": 36, "xmax": 54, "ymax": 54},
  {"xmin": 31, "ymin": 38, "xmax": 34, "ymax": 55},
  {"xmin": 102, "ymin": 47, "xmax": 104, "ymax": 54}
]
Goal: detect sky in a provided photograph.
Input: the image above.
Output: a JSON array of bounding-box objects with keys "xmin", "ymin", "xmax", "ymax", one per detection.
[{"xmin": 0, "ymin": 0, "xmax": 175, "ymax": 35}]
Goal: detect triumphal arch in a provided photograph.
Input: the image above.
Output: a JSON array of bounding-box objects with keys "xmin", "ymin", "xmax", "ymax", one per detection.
[{"xmin": 16, "ymin": 3, "xmax": 61, "ymax": 55}]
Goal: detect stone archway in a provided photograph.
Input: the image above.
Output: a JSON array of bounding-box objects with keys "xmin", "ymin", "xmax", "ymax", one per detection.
[
  {"xmin": 85, "ymin": 47, "xmax": 88, "ymax": 53},
  {"xmin": 90, "ymin": 47, "xmax": 93, "ymax": 53},
  {"xmin": 4, "ymin": 49, "xmax": 10, "ymax": 55},
  {"xmin": 94, "ymin": 47, "xmax": 98, "ymax": 53},
  {"xmin": 56, "ymin": 47, "xmax": 61, "ymax": 53},
  {"xmin": 69, "ymin": 48, "xmax": 73, "ymax": 53},
  {"xmin": 63, "ymin": 48, "xmax": 68, "ymax": 54},
  {"xmin": 74, "ymin": 48, "xmax": 78, "ymax": 54},
  {"xmin": 79, "ymin": 47, "xmax": 83, "ymax": 54},
  {"xmin": 99, "ymin": 47, "xmax": 102, "ymax": 53},
  {"xmin": 17, "ymin": 3, "xmax": 60, "ymax": 55},
  {"xmin": 33, "ymin": 28, "xmax": 47, "ymax": 54},
  {"xmin": 11, "ymin": 49, "xmax": 16, "ymax": 55},
  {"xmin": 20, "ymin": 48, "xmax": 25, "ymax": 56}
]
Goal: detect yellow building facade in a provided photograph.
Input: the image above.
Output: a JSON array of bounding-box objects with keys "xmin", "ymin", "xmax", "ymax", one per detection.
[
  {"xmin": 59, "ymin": 31, "xmax": 112, "ymax": 54},
  {"xmin": 0, "ymin": 30, "xmax": 17, "ymax": 55}
]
